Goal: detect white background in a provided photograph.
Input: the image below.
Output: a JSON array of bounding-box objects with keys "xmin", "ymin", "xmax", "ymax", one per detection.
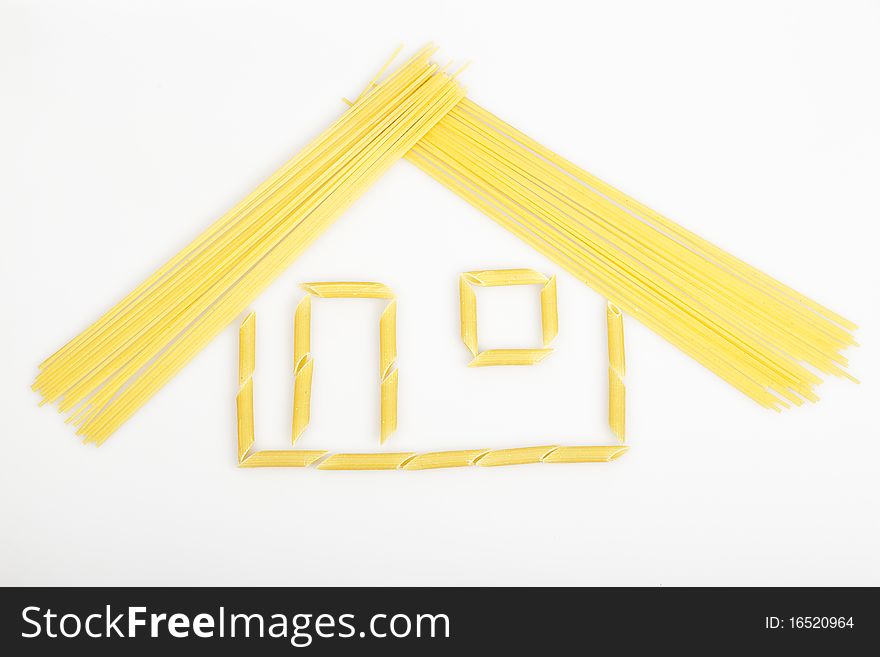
[{"xmin": 1, "ymin": 0, "xmax": 878, "ymax": 586}]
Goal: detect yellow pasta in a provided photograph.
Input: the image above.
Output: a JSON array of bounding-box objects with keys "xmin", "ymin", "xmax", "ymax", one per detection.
[
  {"xmin": 403, "ymin": 449, "xmax": 491, "ymax": 470},
  {"xmin": 462, "ymin": 269, "xmax": 548, "ymax": 287},
  {"xmin": 379, "ymin": 300, "xmax": 398, "ymax": 443},
  {"xmin": 236, "ymin": 378, "xmax": 255, "ymax": 463},
  {"xmin": 542, "ymin": 445, "xmax": 628, "ymax": 463},
  {"xmin": 236, "ymin": 313, "xmax": 328, "ymax": 467},
  {"xmin": 607, "ymin": 302, "xmax": 626, "ymax": 377},
  {"xmin": 380, "ymin": 300, "xmax": 397, "ymax": 379},
  {"xmin": 292, "ymin": 283, "xmax": 398, "ymax": 444},
  {"xmin": 349, "ymin": 52, "xmax": 854, "ymax": 409},
  {"xmin": 541, "ymin": 276, "xmax": 558, "ymax": 347},
  {"xmin": 291, "ymin": 356, "xmax": 314, "ymax": 445},
  {"xmin": 236, "ymin": 312, "xmax": 256, "ymax": 462},
  {"xmin": 459, "ymin": 268, "xmax": 557, "ymax": 366},
  {"xmin": 293, "ymin": 295, "xmax": 311, "ymax": 371},
  {"xmin": 608, "ymin": 371, "xmax": 626, "ymax": 442},
  {"xmin": 236, "ymin": 310, "xmax": 629, "ymax": 470},
  {"xmin": 317, "ymin": 452, "xmax": 417, "ymax": 470},
  {"xmin": 37, "ymin": 43, "xmax": 859, "ymax": 452},
  {"xmin": 239, "ymin": 312, "xmax": 256, "ymax": 387},
  {"xmin": 406, "ymin": 98, "xmax": 856, "ymax": 408},
  {"xmin": 300, "ymin": 282, "xmax": 395, "ymax": 299},
  {"xmin": 380, "ymin": 369, "xmax": 399, "ymax": 444},
  {"xmin": 469, "ymin": 349, "xmax": 553, "ymax": 367},
  {"xmin": 607, "ymin": 302, "xmax": 626, "ymax": 442},
  {"xmin": 459, "ymin": 276, "xmax": 478, "ymax": 356},
  {"xmin": 240, "ymin": 300, "xmax": 624, "ymax": 471},
  {"xmin": 35, "ymin": 45, "xmax": 464, "ymax": 444},
  {"xmin": 349, "ymin": 45, "xmax": 406, "ymax": 106},
  {"xmin": 291, "ymin": 295, "xmax": 313, "ymax": 444},
  {"xmin": 475, "ymin": 445, "xmax": 559, "ymax": 467},
  {"xmin": 234, "ymin": 318, "xmax": 629, "ymax": 468},
  {"xmin": 240, "ymin": 450, "xmax": 328, "ymax": 468}
]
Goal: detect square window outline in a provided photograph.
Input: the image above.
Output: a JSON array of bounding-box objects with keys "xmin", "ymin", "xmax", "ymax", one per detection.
[{"xmin": 460, "ymin": 269, "xmax": 557, "ymax": 366}]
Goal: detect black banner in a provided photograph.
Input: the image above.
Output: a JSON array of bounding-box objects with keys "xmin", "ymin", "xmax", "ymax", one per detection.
[{"xmin": 0, "ymin": 587, "xmax": 874, "ymax": 653}]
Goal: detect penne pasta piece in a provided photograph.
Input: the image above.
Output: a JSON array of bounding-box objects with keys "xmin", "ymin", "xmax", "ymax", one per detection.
[
  {"xmin": 475, "ymin": 445, "xmax": 559, "ymax": 467},
  {"xmin": 236, "ymin": 378, "xmax": 255, "ymax": 463},
  {"xmin": 239, "ymin": 312, "xmax": 256, "ymax": 386},
  {"xmin": 403, "ymin": 449, "xmax": 491, "ymax": 470},
  {"xmin": 607, "ymin": 303, "xmax": 626, "ymax": 377},
  {"xmin": 608, "ymin": 369, "xmax": 626, "ymax": 443},
  {"xmin": 300, "ymin": 282, "xmax": 395, "ymax": 299},
  {"xmin": 293, "ymin": 295, "xmax": 311, "ymax": 371},
  {"xmin": 379, "ymin": 300, "xmax": 397, "ymax": 379},
  {"xmin": 379, "ymin": 299, "xmax": 399, "ymax": 444},
  {"xmin": 291, "ymin": 355, "xmax": 314, "ymax": 445},
  {"xmin": 542, "ymin": 445, "xmax": 628, "ymax": 463},
  {"xmin": 606, "ymin": 302, "xmax": 626, "ymax": 442},
  {"xmin": 292, "ymin": 294, "xmax": 314, "ymax": 444},
  {"xmin": 236, "ymin": 312, "xmax": 257, "ymax": 463},
  {"xmin": 317, "ymin": 452, "xmax": 417, "ymax": 470},
  {"xmin": 380, "ymin": 369, "xmax": 398, "ymax": 444},
  {"xmin": 459, "ymin": 276, "xmax": 479, "ymax": 356},
  {"xmin": 541, "ymin": 276, "xmax": 558, "ymax": 347},
  {"xmin": 240, "ymin": 450, "xmax": 328, "ymax": 468},
  {"xmin": 469, "ymin": 349, "xmax": 553, "ymax": 367},
  {"xmin": 462, "ymin": 269, "xmax": 548, "ymax": 287}
]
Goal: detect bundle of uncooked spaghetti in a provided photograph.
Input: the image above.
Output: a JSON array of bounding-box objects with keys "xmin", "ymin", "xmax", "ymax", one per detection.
[
  {"xmin": 33, "ymin": 45, "xmax": 464, "ymax": 444},
  {"xmin": 37, "ymin": 45, "xmax": 857, "ymax": 448},
  {"xmin": 407, "ymin": 99, "xmax": 857, "ymax": 409}
]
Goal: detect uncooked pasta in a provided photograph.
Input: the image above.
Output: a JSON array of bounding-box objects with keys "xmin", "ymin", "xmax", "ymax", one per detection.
[
  {"xmin": 542, "ymin": 445, "xmax": 628, "ymax": 464},
  {"xmin": 237, "ymin": 312, "xmax": 628, "ymax": 470},
  {"xmin": 317, "ymin": 452, "xmax": 417, "ymax": 471},
  {"xmin": 292, "ymin": 282, "xmax": 399, "ymax": 444},
  {"xmin": 462, "ymin": 269, "xmax": 549, "ymax": 287},
  {"xmin": 300, "ymin": 282, "xmax": 395, "ymax": 299},
  {"xmin": 458, "ymin": 268, "xmax": 558, "ymax": 366},
  {"xmin": 379, "ymin": 301, "xmax": 398, "ymax": 443},
  {"xmin": 291, "ymin": 357, "xmax": 314, "ymax": 444},
  {"xmin": 403, "ymin": 449, "xmax": 491, "ymax": 470},
  {"xmin": 240, "ymin": 450, "xmax": 328, "ymax": 468},
  {"xmin": 235, "ymin": 312, "xmax": 328, "ymax": 467},
  {"xmin": 312, "ymin": 447, "xmax": 628, "ymax": 470},
  {"xmin": 34, "ymin": 45, "xmax": 464, "ymax": 444},
  {"xmin": 474, "ymin": 445, "xmax": 559, "ymax": 467},
  {"xmin": 405, "ymin": 98, "xmax": 856, "ymax": 409},
  {"xmin": 39, "ymin": 41, "xmax": 858, "ymax": 452},
  {"xmin": 468, "ymin": 349, "xmax": 553, "ymax": 367},
  {"xmin": 237, "ymin": 312, "xmax": 256, "ymax": 462},
  {"xmin": 607, "ymin": 302, "xmax": 626, "ymax": 442},
  {"xmin": 459, "ymin": 277, "xmax": 479, "ymax": 356},
  {"xmin": 540, "ymin": 276, "xmax": 558, "ymax": 347}
]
